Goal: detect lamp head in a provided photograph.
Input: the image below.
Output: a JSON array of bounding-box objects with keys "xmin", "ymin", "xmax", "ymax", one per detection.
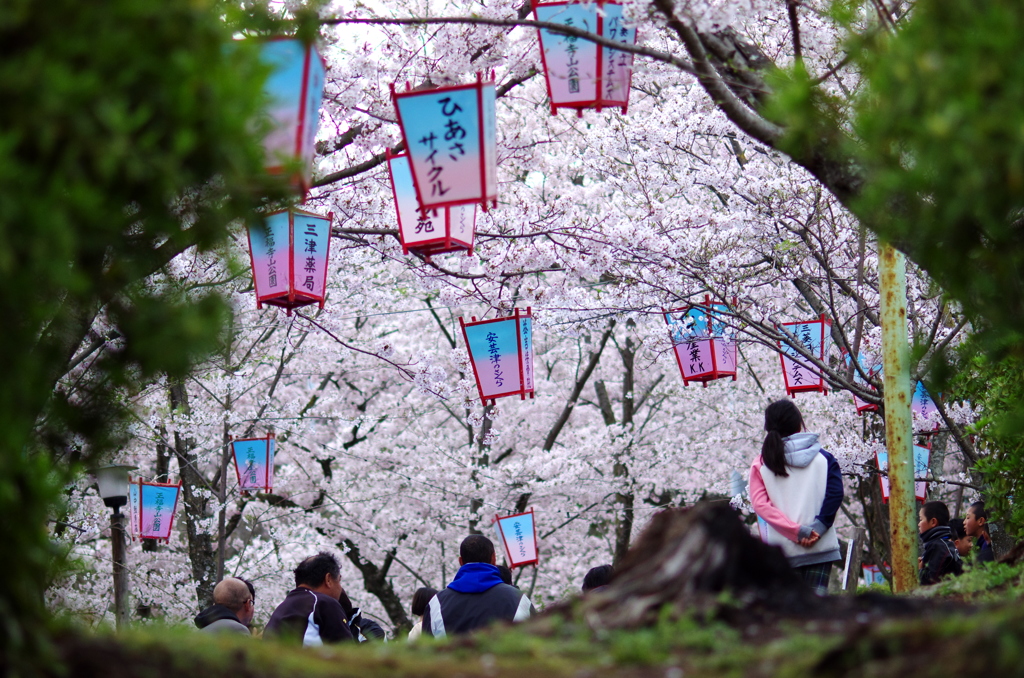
[{"xmin": 92, "ymin": 465, "xmax": 137, "ymax": 513}]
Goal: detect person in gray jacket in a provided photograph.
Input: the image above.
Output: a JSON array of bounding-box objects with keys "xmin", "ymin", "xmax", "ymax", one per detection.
[
  {"xmin": 194, "ymin": 577, "xmax": 254, "ymax": 636},
  {"xmin": 421, "ymin": 535, "xmax": 534, "ymax": 638}
]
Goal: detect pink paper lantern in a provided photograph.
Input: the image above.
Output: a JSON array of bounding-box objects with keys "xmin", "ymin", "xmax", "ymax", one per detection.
[
  {"xmin": 231, "ymin": 432, "xmax": 276, "ymax": 494},
  {"xmin": 391, "ymin": 74, "xmax": 498, "ymax": 212},
  {"xmin": 532, "ymin": 0, "xmax": 637, "ymax": 116},
  {"xmin": 843, "ymin": 350, "xmax": 880, "ymax": 415},
  {"xmin": 132, "ymin": 478, "xmax": 182, "ymax": 542},
  {"xmin": 246, "ymin": 207, "xmax": 332, "ymax": 314},
  {"xmin": 778, "ymin": 314, "xmax": 832, "ymax": 397},
  {"xmin": 664, "ymin": 297, "xmax": 737, "ymax": 387},
  {"xmin": 387, "ymin": 151, "xmax": 476, "ymax": 258},
  {"xmin": 460, "ymin": 308, "xmax": 535, "ymax": 405},
  {"xmin": 258, "ymin": 38, "xmax": 327, "ymax": 194},
  {"xmin": 876, "ymin": 440, "xmax": 931, "ymax": 504}
]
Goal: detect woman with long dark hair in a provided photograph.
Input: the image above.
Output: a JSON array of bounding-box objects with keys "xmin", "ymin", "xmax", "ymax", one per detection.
[{"xmin": 749, "ymin": 399, "xmax": 844, "ymax": 595}]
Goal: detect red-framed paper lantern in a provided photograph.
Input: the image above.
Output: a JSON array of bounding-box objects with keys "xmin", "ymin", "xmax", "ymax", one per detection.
[
  {"xmin": 912, "ymin": 381, "xmax": 941, "ymax": 435},
  {"xmin": 492, "ymin": 508, "xmax": 539, "ymax": 568},
  {"xmin": 664, "ymin": 296, "xmax": 737, "ymax": 387},
  {"xmin": 876, "ymin": 439, "xmax": 931, "ymax": 504},
  {"xmin": 390, "ymin": 74, "xmax": 497, "ymax": 213},
  {"xmin": 460, "ymin": 308, "xmax": 535, "ymax": 405},
  {"xmin": 258, "ymin": 38, "xmax": 327, "ymax": 194},
  {"xmin": 843, "ymin": 350, "xmax": 880, "ymax": 415},
  {"xmin": 231, "ymin": 431, "xmax": 276, "ymax": 494},
  {"xmin": 129, "ymin": 478, "xmax": 182, "ymax": 542},
  {"xmin": 246, "ymin": 206, "xmax": 333, "ymax": 314},
  {"xmin": 386, "ymin": 150, "xmax": 477, "ymax": 258},
  {"xmin": 778, "ymin": 314, "xmax": 832, "ymax": 397},
  {"xmin": 532, "ymin": 0, "xmax": 637, "ymax": 116}
]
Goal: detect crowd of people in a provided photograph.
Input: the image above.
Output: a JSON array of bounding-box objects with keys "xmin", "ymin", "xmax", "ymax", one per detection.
[{"xmin": 193, "ymin": 398, "xmax": 996, "ymax": 642}]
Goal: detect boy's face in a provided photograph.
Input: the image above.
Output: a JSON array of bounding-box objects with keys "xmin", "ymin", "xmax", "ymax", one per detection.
[
  {"xmin": 954, "ymin": 537, "xmax": 973, "ymax": 556},
  {"xmin": 964, "ymin": 508, "xmax": 984, "ymax": 537},
  {"xmin": 919, "ymin": 508, "xmax": 938, "ymax": 535}
]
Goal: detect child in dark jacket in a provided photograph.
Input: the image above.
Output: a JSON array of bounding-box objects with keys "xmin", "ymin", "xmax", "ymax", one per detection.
[{"xmin": 918, "ymin": 501, "xmax": 963, "ymax": 585}]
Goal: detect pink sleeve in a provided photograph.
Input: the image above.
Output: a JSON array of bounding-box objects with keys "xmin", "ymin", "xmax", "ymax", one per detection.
[{"xmin": 749, "ymin": 457, "xmax": 802, "ymax": 542}]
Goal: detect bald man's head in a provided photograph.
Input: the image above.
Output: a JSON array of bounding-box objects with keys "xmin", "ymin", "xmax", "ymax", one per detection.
[{"xmin": 213, "ymin": 577, "xmax": 253, "ymax": 623}]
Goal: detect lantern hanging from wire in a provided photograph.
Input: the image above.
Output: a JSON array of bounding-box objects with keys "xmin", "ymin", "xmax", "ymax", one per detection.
[
  {"xmin": 876, "ymin": 439, "xmax": 931, "ymax": 503},
  {"xmin": 258, "ymin": 38, "xmax": 327, "ymax": 194},
  {"xmin": 492, "ymin": 508, "xmax": 539, "ymax": 569},
  {"xmin": 130, "ymin": 478, "xmax": 182, "ymax": 542},
  {"xmin": 532, "ymin": 0, "xmax": 637, "ymax": 116},
  {"xmin": 912, "ymin": 381, "xmax": 940, "ymax": 435},
  {"xmin": 843, "ymin": 351, "xmax": 880, "ymax": 415},
  {"xmin": 391, "ymin": 74, "xmax": 497, "ymax": 213},
  {"xmin": 231, "ymin": 431, "xmax": 276, "ymax": 494},
  {"xmin": 387, "ymin": 151, "xmax": 476, "ymax": 258},
  {"xmin": 246, "ymin": 207, "xmax": 332, "ymax": 314},
  {"xmin": 460, "ymin": 308, "xmax": 535, "ymax": 405},
  {"xmin": 778, "ymin": 314, "xmax": 832, "ymax": 397},
  {"xmin": 664, "ymin": 296, "xmax": 737, "ymax": 387}
]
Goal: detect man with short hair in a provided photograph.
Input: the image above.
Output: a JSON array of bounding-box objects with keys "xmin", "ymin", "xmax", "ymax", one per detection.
[
  {"xmin": 421, "ymin": 535, "xmax": 535, "ymax": 638},
  {"xmin": 264, "ymin": 551, "xmax": 355, "ymax": 645},
  {"xmin": 194, "ymin": 577, "xmax": 254, "ymax": 636}
]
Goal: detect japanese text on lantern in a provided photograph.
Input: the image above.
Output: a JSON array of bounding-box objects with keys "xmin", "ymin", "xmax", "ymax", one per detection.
[
  {"xmin": 419, "ymin": 97, "xmax": 467, "ymax": 198},
  {"xmin": 514, "ymin": 520, "xmax": 527, "ymax": 557},
  {"xmin": 520, "ymin": 318, "xmax": 533, "ymax": 390},
  {"xmin": 564, "ymin": 17, "xmax": 580, "ymax": 93},
  {"xmin": 687, "ymin": 340, "xmax": 704, "ymax": 373},
  {"xmin": 303, "ymin": 220, "xmax": 317, "ymax": 292},
  {"xmin": 152, "ymin": 490, "xmax": 164, "ymax": 532},
  {"xmin": 245, "ymin": 445, "xmax": 258, "ymax": 485},
  {"xmin": 486, "ymin": 331, "xmax": 504, "ymax": 387},
  {"xmin": 266, "ymin": 228, "xmax": 278, "ymax": 288}
]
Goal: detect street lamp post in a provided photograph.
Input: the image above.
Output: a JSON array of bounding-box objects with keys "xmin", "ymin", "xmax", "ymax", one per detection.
[{"xmin": 93, "ymin": 464, "xmax": 136, "ymax": 630}]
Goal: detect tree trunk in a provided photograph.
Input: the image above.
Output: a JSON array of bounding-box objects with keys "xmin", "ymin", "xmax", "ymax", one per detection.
[{"xmin": 342, "ymin": 539, "xmax": 411, "ymax": 633}]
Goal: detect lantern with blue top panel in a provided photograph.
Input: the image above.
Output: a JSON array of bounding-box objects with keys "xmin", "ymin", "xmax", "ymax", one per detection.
[
  {"xmin": 664, "ymin": 296, "xmax": 737, "ymax": 387},
  {"xmin": 777, "ymin": 314, "xmax": 831, "ymax": 397},
  {"xmin": 460, "ymin": 308, "xmax": 535, "ymax": 405},
  {"xmin": 246, "ymin": 207, "xmax": 332, "ymax": 314}
]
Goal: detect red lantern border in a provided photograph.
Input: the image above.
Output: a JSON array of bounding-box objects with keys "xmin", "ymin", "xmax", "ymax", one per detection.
[
  {"xmin": 386, "ymin": 150, "xmax": 476, "ymax": 258},
  {"xmin": 876, "ymin": 438, "xmax": 932, "ymax": 504},
  {"xmin": 492, "ymin": 508, "xmax": 539, "ymax": 569},
  {"xmin": 840, "ymin": 348, "xmax": 880, "ymax": 415},
  {"xmin": 132, "ymin": 477, "xmax": 183, "ymax": 544},
  {"xmin": 459, "ymin": 307, "xmax": 536, "ymax": 405},
  {"xmin": 777, "ymin": 313, "xmax": 832, "ymax": 397},
  {"xmin": 390, "ymin": 74, "xmax": 498, "ymax": 213},
  {"xmin": 664, "ymin": 296, "xmax": 737, "ymax": 387},
  {"xmin": 260, "ymin": 37, "xmax": 328, "ymax": 196},
  {"xmin": 531, "ymin": 0, "xmax": 635, "ymax": 117},
  {"xmin": 230, "ymin": 430, "xmax": 276, "ymax": 494},
  {"xmin": 246, "ymin": 207, "xmax": 333, "ymax": 315}
]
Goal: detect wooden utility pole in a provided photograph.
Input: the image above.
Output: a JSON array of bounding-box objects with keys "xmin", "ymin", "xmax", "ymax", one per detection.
[{"xmin": 111, "ymin": 511, "xmax": 130, "ymax": 629}]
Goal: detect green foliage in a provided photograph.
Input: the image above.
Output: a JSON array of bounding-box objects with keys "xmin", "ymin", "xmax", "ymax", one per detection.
[
  {"xmin": 0, "ymin": 0, "xmax": 293, "ymax": 672},
  {"xmin": 933, "ymin": 560, "xmax": 1024, "ymax": 602}
]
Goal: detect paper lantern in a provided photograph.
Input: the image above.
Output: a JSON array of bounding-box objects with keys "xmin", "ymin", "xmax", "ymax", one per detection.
[
  {"xmin": 843, "ymin": 351, "xmax": 880, "ymax": 415},
  {"xmin": 778, "ymin": 314, "xmax": 832, "ymax": 397},
  {"xmin": 258, "ymin": 38, "xmax": 327, "ymax": 193},
  {"xmin": 231, "ymin": 432, "xmax": 276, "ymax": 494},
  {"xmin": 387, "ymin": 151, "xmax": 476, "ymax": 258},
  {"xmin": 391, "ymin": 75, "xmax": 497, "ymax": 212},
  {"xmin": 912, "ymin": 381, "xmax": 940, "ymax": 434},
  {"xmin": 460, "ymin": 308, "xmax": 535, "ymax": 405},
  {"xmin": 862, "ymin": 564, "xmax": 886, "ymax": 586},
  {"xmin": 664, "ymin": 297, "xmax": 737, "ymax": 387},
  {"xmin": 246, "ymin": 207, "xmax": 332, "ymax": 314},
  {"xmin": 493, "ymin": 509, "xmax": 539, "ymax": 568},
  {"xmin": 131, "ymin": 478, "xmax": 182, "ymax": 542},
  {"xmin": 532, "ymin": 0, "xmax": 637, "ymax": 115},
  {"xmin": 128, "ymin": 482, "xmax": 140, "ymax": 537},
  {"xmin": 876, "ymin": 440, "xmax": 931, "ymax": 504}
]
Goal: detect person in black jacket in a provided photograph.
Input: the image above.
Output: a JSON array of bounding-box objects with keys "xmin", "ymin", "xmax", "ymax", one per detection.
[
  {"xmin": 264, "ymin": 552, "xmax": 355, "ymax": 646},
  {"xmin": 421, "ymin": 535, "xmax": 534, "ymax": 638},
  {"xmin": 919, "ymin": 501, "xmax": 963, "ymax": 585},
  {"xmin": 965, "ymin": 501, "xmax": 995, "ymax": 564},
  {"xmin": 338, "ymin": 590, "xmax": 387, "ymax": 642}
]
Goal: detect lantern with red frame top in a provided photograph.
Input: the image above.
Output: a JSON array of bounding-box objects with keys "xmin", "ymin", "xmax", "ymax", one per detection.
[
  {"xmin": 876, "ymin": 439, "xmax": 931, "ymax": 503},
  {"xmin": 492, "ymin": 509, "xmax": 539, "ymax": 568},
  {"xmin": 390, "ymin": 74, "xmax": 497, "ymax": 213},
  {"xmin": 231, "ymin": 431, "xmax": 276, "ymax": 494},
  {"xmin": 912, "ymin": 381, "xmax": 941, "ymax": 436},
  {"xmin": 246, "ymin": 207, "xmax": 332, "ymax": 314},
  {"xmin": 257, "ymin": 38, "xmax": 327, "ymax": 194},
  {"xmin": 387, "ymin": 151, "xmax": 477, "ymax": 258},
  {"xmin": 131, "ymin": 478, "xmax": 182, "ymax": 542},
  {"xmin": 777, "ymin": 314, "xmax": 832, "ymax": 397},
  {"xmin": 842, "ymin": 350, "xmax": 881, "ymax": 415},
  {"xmin": 532, "ymin": 0, "xmax": 637, "ymax": 116},
  {"xmin": 460, "ymin": 308, "xmax": 535, "ymax": 405},
  {"xmin": 664, "ymin": 296, "xmax": 737, "ymax": 387}
]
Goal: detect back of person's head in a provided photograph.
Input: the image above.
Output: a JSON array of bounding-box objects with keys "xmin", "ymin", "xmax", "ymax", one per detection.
[
  {"xmin": 922, "ymin": 501, "xmax": 951, "ymax": 527},
  {"xmin": 212, "ymin": 577, "xmax": 251, "ymax": 613},
  {"xmin": 294, "ymin": 551, "xmax": 341, "ymax": 588},
  {"xmin": 410, "ymin": 587, "xmax": 438, "ymax": 617},
  {"xmin": 337, "ymin": 590, "xmax": 355, "ymax": 616},
  {"xmin": 761, "ymin": 399, "xmax": 803, "ymax": 477},
  {"xmin": 582, "ymin": 564, "xmax": 614, "ymax": 592},
  {"xmin": 496, "ymin": 564, "xmax": 513, "ymax": 586},
  {"xmin": 459, "ymin": 535, "xmax": 496, "ymax": 564},
  {"xmin": 948, "ymin": 517, "xmax": 966, "ymax": 540}
]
